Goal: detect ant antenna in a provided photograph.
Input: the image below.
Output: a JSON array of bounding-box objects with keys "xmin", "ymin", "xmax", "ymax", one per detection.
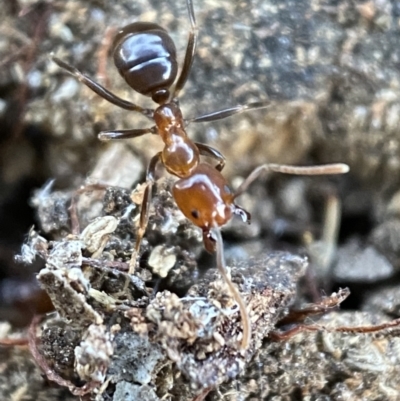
[
  {"xmin": 233, "ymin": 163, "xmax": 350, "ymax": 199},
  {"xmin": 186, "ymin": 100, "xmax": 271, "ymax": 124},
  {"xmin": 172, "ymin": 0, "xmax": 198, "ymax": 99}
]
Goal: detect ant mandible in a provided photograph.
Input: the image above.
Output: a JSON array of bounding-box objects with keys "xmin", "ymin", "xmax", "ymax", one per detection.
[{"xmin": 52, "ymin": 0, "xmax": 349, "ymax": 350}]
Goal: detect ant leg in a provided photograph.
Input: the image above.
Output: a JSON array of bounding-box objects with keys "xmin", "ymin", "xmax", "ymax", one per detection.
[
  {"xmin": 172, "ymin": 0, "xmax": 198, "ymax": 99},
  {"xmin": 195, "ymin": 142, "xmax": 226, "ymax": 171},
  {"xmin": 129, "ymin": 152, "xmax": 162, "ymax": 274},
  {"xmin": 211, "ymin": 228, "xmax": 251, "ymax": 349},
  {"xmin": 98, "ymin": 126, "xmax": 157, "ymax": 141},
  {"xmin": 51, "ymin": 56, "xmax": 154, "ymax": 118},
  {"xmin": 187, "ymin": 100, "xmax": 271, "ymax": 124},
  {"xmin": 233, "ymin": 163, "xmax": 350, "ymax": 199}
]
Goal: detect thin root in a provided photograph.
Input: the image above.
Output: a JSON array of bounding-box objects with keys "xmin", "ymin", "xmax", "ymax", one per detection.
[
  {"xmin": 270, "ymin": 316, "xmax": 400, "ymax": 341},
  {"xmin": 28, "ymin": 316, "xmax": 99, "ymax": 396}
]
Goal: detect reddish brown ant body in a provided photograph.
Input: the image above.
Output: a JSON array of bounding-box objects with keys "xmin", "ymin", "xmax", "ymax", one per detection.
[{"xmin": 52, "ymin": 0, "xmax": 349, "ymax": 349}]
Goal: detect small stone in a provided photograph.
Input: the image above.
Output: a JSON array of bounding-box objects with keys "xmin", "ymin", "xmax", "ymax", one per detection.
[
  {"xmin": 148, "ymin": 245, "xmax": 177, "ymax": 278},
  {"xmin": 333, "ymin": 240, "xmax": 394, "ymax": 283}
]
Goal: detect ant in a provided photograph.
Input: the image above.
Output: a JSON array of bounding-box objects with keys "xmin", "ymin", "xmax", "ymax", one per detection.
[{"xmin": 52, "ymin": 0, "xmax": 349, "ymax": 350}]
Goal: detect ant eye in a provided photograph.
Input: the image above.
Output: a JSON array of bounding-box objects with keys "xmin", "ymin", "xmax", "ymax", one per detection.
[{"xmin": 191, "ymin": 209, "xmax": 200, "ymax": 219}]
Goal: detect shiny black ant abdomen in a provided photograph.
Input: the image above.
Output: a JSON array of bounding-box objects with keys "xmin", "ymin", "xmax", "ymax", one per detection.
[{"xmin": 113, "ymin": 22, "xmax": 178, "ymax": 104}]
